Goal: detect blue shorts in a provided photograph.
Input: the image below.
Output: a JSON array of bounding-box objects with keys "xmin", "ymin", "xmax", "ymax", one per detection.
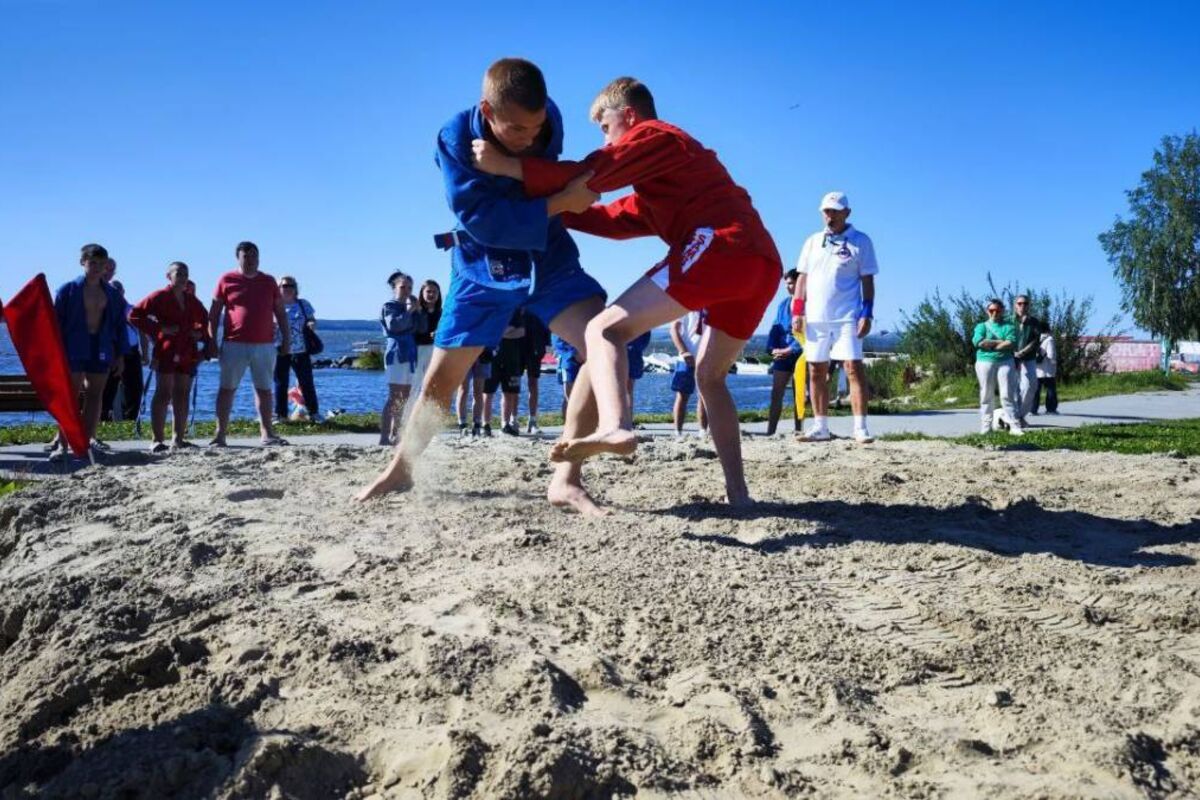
[
  {"xmin": 628, "ymin": 351, "xmax": 646, "ymax": 381},
  {"xmin": 769, "ymin": 352, "xmax": 801, "ymax": 374},
  {"xmin": 558, "ymin": 358, "xmax": 581, "ymax": 386},
  {"xmin": 670, "ymin": 361, "xmax": 696, "ymax": 395},
  {"xmin": 435, "ymin": 267, "xmax": 605, "ymax": 349},
  {"xmin": 68, "ymin": 333, "xmax": 112, "ymax": 374}
]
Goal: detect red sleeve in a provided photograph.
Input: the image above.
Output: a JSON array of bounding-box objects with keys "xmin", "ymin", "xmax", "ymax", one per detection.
[
  {"xmin": 562, "ymin": 194, "xmax": 655, "ymax": 240},
  {"xmin": 522, "ymin": 123, "xmax": 692, "ymax": 197},
  {"xmin": 213, "ymin": 275, "xmax": 227, "ymax": 302},
  {"xmin": 128, "ymin": 291, "xmax": 162, "ymax": 337}
]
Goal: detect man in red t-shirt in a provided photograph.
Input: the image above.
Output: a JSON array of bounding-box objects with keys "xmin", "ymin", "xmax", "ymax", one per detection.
[
  {"xmin": 473, "ymin": 77, "xmax": 781, "ymax": 506},
  {"xmin": 129, "ymin": 261, "xmax": 211, "ymax": 452},
  {"xmin": 208, "ymin": 241, "xmax": 290, "ymax": 447}
]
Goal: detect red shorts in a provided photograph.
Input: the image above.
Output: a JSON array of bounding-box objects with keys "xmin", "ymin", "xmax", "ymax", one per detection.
[
  {"xmin": 153, "ymin": 346, "xmax": 198, "ymax": 375},
  {"xmin": 646, "ymin": 228, "xmax": 780, "ymax": 340}
]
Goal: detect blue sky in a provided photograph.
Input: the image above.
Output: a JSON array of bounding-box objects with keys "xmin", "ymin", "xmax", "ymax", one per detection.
[{"xmin": 2, "ymin": 0, "xmax": 1197, "ymax": 335}]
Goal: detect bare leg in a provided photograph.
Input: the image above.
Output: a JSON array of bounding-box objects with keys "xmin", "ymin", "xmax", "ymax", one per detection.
[
  {"xmin": 555, "ymin": 278, "xmax": 686, "ymax": 463},
  {"xmin": 673, "ymin": 392, "xmax": 686, "ymax": 434},
  {"xmin": 172, "ymin": 375, "xmax": 192, "ymax": 443},
  {"xmin": 380, "ymin": 384, "xmax": 404, "ymax": 445},
  {"xmin": 527, "ymin": 371, "xmax": 539, "ymax": 424},
  {"xmin": 544, "ymin": 295, "xmax": 607, "ymax": 515},
  {"xmin": 698, "ymin": 396, "xmax": 708, "ymax": 432},
  {"xmin": 151, "ymin": 372, "xmax": 174, "ymax": 444},
  {"xmin": 501, "ymin": 392, "xmax": 517, "ymax": 429},
  {"xmin": 766, "ymin": 369, "xmax": 790, "ymax": 435},
  {"xmin": 214, "ymin": 387, "xmax": 235, "ymax": 445},
  {"xmin": 254, "ymin": 389, "xmax": 275, "ymax": 440},
  {"xmin": 847, "ymin": 360, "xmax": 868, "ymax": 416},
  {"xmin": 82, "ymin": 371, "xmax": 109, "ymax": 442},
  {"xmin": 356, "ymin": 346, "xmax": 482, "ymax": 500},
  {"xmin": 694, "ymin": 327, "xmax": 753, "ymax": 506},
  {"xmin": 809, "ymin": 362, "xmax": 831, "ymax": 419}
]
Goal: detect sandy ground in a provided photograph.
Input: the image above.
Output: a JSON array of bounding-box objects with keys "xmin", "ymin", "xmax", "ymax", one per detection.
[{"xmin": 1, "ymin": 434, "xmax": 1199, "ymax": 799}]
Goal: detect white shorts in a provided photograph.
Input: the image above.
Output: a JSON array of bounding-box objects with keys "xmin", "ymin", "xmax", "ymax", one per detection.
[
  {"xmin": 411, "ymin": 344, "xmax": 434, "ymax": 393},
  {"xmin": 805, "ymin": 320, "xmax": 863, "ymax": 363},
  {"xmin": 219, "ymin": 341, "xmax": 275, "ymax": 391},
  {"xmin": 385, "ymin": 359, "xmax": 416, "ymax": 386}
]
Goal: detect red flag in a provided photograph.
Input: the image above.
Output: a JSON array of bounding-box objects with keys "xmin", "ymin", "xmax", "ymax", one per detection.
[{"xmin": 2, "ymin": 274, "xmax": 89, "ymax": 456}]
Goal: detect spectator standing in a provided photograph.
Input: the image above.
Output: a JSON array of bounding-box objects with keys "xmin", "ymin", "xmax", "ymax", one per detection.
[
  {"xmin": 626, "ymin": 330, "xmax": 653, "ymax": 421},
  {"xmin": 792, "ymin": 192, "xmax": 879, "ymax": 444},
  {"xmin": 1012, "ymin": 294, "xmax": 1044, "ymax": 425},
  {"xmin": 101, "ymin": 278, "xmax": 148, "ymax": 422},
  {"xmin": 457, "ymin": 350, "xmax": 491, "ymax": 436},
  {"xmin": 670, "ymin": 311, "xmax": 708, "ymax": 437},
  {"xmin": 551, "ymin": 334, "xmax": 581, "ymax": 417},
  {"xmin": 273, "ymin": 275, "xmax": 321, "ymax": 423},
  {"xmin": 521, "ymin": 311, "xmax": 548, "ymax": 435},
  {"xmin": 1034, "ymin": 329, "xmax": 1059, "ymax": 414},
  {"xmin": 486, "ymin": 308, "xmax": 526, "ymax": 436},
  {"xmin": 379, "ymin": 271, "xmax": 419, "ymax": 446},
  {"xmin": 209, "ymin": 241, "xmax": 290, "ymax": 447},
  {"xmin": 765, "ymin": 269, "xmax": 803, "ymax": 435},
  {"xmin": 972, "ymin": 298, "xmax": 1023, "ymax": 435},
  {"xmin": 129, "ymin": 261, "xmax": 210, "ymax": 452},
  {"xmin": 51, "ymin": 244, "xmax": 126, "ymax": 458},
  {"xmin": 412, "ymin": 280, "xmax": 442, "ymax": 399}
]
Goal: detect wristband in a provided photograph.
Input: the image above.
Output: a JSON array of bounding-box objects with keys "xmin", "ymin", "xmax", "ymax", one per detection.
[
  {"xmin": 791, "ymin": 297, "xmax": 806, "ymax": 318},
  {"xmin": 858, "ymin": 299, "xmax": 874, "ymax": 320}
]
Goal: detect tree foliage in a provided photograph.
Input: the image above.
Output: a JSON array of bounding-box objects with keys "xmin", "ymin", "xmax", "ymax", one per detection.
[
  {"xmin": 900, "ymin": 275, "xmax": 1120, "ymax": 382},
  {"xmin": 1099, "ymin": 132, "xmax": 1200, "ymax": 347}
]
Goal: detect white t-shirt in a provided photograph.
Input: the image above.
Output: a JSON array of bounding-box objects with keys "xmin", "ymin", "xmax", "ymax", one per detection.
[
  {"xmin": 796, "ymin": 224, "xmax": 879, "ymax": 323},
  {"xmin": 676, "ymin": 311, "xmax": 705, "ymax": 358}
]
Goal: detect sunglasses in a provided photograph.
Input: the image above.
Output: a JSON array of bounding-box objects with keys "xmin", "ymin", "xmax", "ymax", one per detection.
[
  {"xmin": 987, "ymin": 307, "xmax": 1001, "ymax": 313},
  {"xmin": 280, "ymin": 283, "xmax": 297, "ymax": 289}
]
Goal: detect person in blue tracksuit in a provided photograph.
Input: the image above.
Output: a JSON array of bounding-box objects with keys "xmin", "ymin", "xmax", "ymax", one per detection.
[
  {"xmin": 766, "ymin": 269, "xmax": 804, "ymax": 435},
  {"xmin": 358, "ymin": 58, "xmax": 606, "ymax": 511},
  {"xmin": 50, "ymin": 244, "xmax": 127, "ymax": 454}
]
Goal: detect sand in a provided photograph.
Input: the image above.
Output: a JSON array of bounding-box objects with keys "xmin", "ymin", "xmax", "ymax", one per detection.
[{"xmin": 1, "ymin": 434, "xmax": 1199, "ymax": 799}]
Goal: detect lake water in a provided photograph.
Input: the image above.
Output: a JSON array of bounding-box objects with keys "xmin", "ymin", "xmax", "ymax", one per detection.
[{"xmin": 0, "ymin": 323, "xmax": 794, "ymax": 426}]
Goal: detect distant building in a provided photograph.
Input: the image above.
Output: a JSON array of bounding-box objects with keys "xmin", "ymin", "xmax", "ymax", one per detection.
[{"xmin": 1080, "ymin": 336, "xmax": 1161, "ymax": 372}]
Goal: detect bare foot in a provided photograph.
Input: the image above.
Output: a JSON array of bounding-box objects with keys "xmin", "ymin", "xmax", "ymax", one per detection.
[
  {"xmin": 554, "ymin": 428, "xmax": 638, "ymax": 463},
  {"xmin": 726, "ymin": 484, "xmax": 754, "ymax": 508},
  {"xmin": 355, "ymin": 461, "xmax": 414, "ymax": 502},
  {"xmin": 547, "ymin": 477, "xmax": 610, "ymax": 517}
]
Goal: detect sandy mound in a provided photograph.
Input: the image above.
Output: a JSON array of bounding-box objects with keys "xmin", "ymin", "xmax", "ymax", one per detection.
[{"xmin": 1, "ymin": 434, "xmax": 1199, "ymax": 798}]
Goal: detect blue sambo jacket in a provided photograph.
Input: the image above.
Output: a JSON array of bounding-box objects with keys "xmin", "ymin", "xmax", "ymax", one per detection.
[
  {"xmin": 435, "ymin": 99, "xmax": 583, "ymax": 290},
  {"xmin": 766, "ymin": 296, "xmax": 802, "ymax": 355},
  {"xmin": 54, "ymin": 275, "xmax": 129, "ymax": 366}
]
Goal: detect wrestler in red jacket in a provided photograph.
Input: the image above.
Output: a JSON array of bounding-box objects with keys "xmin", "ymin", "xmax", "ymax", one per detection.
[{"xmin": 473, "ymin": 76, "xmax": 781, "ymax": 508}]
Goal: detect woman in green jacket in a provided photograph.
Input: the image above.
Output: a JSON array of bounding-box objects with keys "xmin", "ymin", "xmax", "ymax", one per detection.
[{"xmin": 972, "ymin": 299, "xmax": 1024, "ymax": 435}]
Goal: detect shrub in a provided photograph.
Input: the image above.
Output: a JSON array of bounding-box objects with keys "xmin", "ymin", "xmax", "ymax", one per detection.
[
  {"xmin": 900, "ymin": 274, "xmax": 1122, "ymax": 383},
  {"xmin": 354, "ymin": 350, "xmax": 384, "ymax": 370}
]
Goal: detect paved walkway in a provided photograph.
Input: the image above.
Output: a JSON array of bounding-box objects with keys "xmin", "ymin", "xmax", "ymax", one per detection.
[{"xmin": 3, "ymin": 384, "xmax": 1197, "ymax": 478}]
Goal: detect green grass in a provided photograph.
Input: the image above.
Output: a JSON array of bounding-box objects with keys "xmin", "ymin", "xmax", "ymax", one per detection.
[
  {"xmin": 885, "ymin": 417, "xmax": 1200, "ymax": 457},
  {"xmin": 0, "ymin": 480, "xmax": 27, "ymax": 497},
  {"xmin": 0, "ymin": 369, "xmax": 1190, "ymax": 447}
]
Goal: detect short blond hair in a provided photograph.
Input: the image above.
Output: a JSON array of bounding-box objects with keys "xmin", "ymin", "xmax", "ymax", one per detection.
[
  {"xmin": 589, "ymin": 77, "xmax": 657, "ymax": 122},
  {"xmin": 482, "ymin": 58, "xmax": 547, "ymax": 112}
]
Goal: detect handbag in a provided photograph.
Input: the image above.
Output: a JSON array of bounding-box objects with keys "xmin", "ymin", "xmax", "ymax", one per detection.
[{"xmin": 298, "ymin": 301, "xmax": 324, "ymax": 355}]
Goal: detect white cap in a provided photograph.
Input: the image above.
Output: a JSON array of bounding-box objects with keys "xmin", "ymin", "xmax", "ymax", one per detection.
[{"xmin": 820, "ymin": 191, "xmax": 849, "ymax": 211}]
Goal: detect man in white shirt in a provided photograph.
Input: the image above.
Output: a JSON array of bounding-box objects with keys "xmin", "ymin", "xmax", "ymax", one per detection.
[
  {"xmin": 791, "ymin": 192, "xmax": 878, "ymax": 443},
  {"xmin": 669, "ymin": 310, "xmax": 708, "ymax": 436}
]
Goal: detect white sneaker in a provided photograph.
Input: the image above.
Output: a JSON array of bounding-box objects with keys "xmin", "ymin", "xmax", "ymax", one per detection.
[
  {"xmin": 853, "ymin": 429, "xmax": 875, "ymax": 444},
  {"xmin": 801, "ymin": 428, "xmax": 832, "ymax": 442},
  {"xmin": 980, "ymin": 423, "xmax": 992, "ymax": 434},
  {"xmin": 1008, "ymin": 425, "xmax": 1025, "ymax": 437},
  {"xmin": 527, "ymin": 422, "xmax": 542, "ymax": 436}
]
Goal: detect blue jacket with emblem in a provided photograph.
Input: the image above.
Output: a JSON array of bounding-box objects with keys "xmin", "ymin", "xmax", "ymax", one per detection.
[{"xmin": 436, "ymin": 99, "xmax": 582, "ymax": 290}]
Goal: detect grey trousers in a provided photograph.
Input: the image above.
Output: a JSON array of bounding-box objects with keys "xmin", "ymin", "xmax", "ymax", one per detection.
[
  {"xmin": 976, "ymin": 359, "xmax": 1019, "ymax": 430},
  {"xmin": 1016, "ymin": 358, "xmax": 1038, "ymax": 419}
]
